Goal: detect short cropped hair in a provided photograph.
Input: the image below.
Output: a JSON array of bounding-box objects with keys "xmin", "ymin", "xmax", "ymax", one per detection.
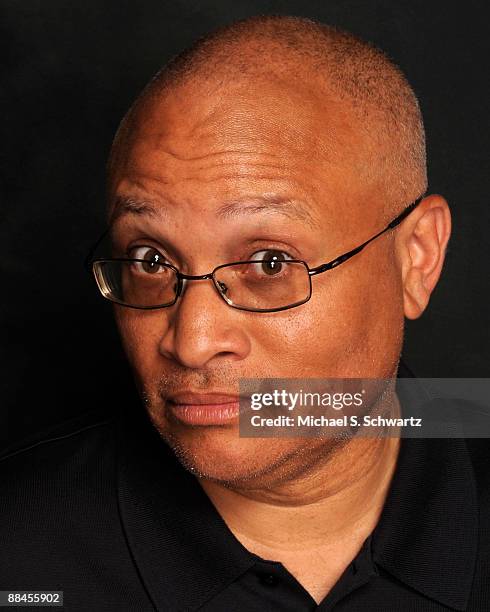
[{"xmin": 108, "ymin": 15, "xmax": 427, "ymax": 215}]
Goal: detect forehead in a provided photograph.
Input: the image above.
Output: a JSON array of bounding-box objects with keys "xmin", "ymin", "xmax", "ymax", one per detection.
[
  {"xmin": 109, "ymin": 77, "xmax": 373, "ymax": 226},
  {"xmin": 133, "ymin": 77, "xmax": 360, "ymax": 162}
]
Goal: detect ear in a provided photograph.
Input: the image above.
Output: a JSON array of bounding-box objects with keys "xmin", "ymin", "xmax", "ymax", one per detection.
[{"xmin": 397, "ymin": 195, "xmax": 452, "ymax": 320}]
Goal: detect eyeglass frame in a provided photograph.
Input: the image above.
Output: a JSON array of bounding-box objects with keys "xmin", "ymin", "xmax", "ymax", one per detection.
[{"xmin": 84, "ymin": 195, "xmax": 423, "ymax": 313}]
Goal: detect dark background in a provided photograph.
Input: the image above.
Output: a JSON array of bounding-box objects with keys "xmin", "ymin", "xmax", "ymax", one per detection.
[{"xmin": 2, "ymin": 0, "xmax": 489, "ymax": 452}]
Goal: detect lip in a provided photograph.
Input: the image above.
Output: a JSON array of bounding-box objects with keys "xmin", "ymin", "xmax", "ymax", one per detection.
[{"xmin": 165, "ymin": 391, "xmax": 243, "ymax": 426}]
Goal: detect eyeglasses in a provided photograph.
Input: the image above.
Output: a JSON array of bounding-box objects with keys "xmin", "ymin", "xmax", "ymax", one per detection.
[{"xmin": 85, "ymin": 196, "xmax": 422, "ymax": 313}]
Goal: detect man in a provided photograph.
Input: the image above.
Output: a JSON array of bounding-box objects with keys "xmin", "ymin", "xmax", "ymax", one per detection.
[{"xmin": 1, "ymin": 15, "xmax": 488, "ymax": 612}]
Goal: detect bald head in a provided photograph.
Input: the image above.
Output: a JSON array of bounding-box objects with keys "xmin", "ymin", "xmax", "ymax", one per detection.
[{"xmin": 107, "ymin": 15, "xmax": 426, "ymax": 216}]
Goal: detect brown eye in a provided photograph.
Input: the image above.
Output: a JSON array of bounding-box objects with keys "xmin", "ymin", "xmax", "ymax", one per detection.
[
  {"xmin": 130, "ymin": 246, "xmax": 166, "ymax": 274},
  {"xmin": 249, "ymin": 250, "xmax": 292, "ymax": 276}
]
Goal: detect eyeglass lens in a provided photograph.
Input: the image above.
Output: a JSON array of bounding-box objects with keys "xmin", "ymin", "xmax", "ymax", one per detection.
[{"xmin": 93, "ymin": 258, "xmax": 311, "ymax": 311}]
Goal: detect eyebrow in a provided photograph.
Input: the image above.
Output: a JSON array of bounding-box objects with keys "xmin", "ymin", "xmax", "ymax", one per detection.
[
  {"xmin": 109, "ymin": 193, "xmax": 319, "ymax": 228},
  {"xmin": 109, "ymin": 195, "xmax": 163, "ymax": 223},
  {"xmin": 216, "ymin": 195, "xmax": 319, "ymax": 228}
]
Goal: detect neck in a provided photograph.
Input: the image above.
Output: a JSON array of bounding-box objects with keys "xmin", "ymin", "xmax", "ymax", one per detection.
[
  {"xmin": 199, "ymin": 394, "xmax": 402, "ymax": 554},
  {"xmin": 201, "ymin": 436, "xmax": 400, "ymax": 553}
]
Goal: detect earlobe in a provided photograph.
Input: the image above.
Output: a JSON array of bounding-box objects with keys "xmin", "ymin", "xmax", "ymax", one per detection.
[{"xmin": 400, "ymin": 195, "xmax": 452, "ymax": 320}]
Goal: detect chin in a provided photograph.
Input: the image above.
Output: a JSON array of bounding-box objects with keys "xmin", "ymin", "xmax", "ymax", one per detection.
[
  {"xmin": 163, "ymin": 425, "xmax": 274, "ymax": 482},
  {"xmin": 148, "ymin": 412, "xmax": 306, "ymax": 485},
  {"xmin": 151, "ymin": 415, "xmax": 342, "ymax": 490}
]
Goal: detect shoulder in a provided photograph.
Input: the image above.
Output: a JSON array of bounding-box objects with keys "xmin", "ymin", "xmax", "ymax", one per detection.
[
  {"xmin": 0, "ymin": 409, "xmax": 118, "ymax": 501},
  {"xmin": 0, "ymin": 409, "xmax": 122, "ymax": 566},
  {"xmin": 0, "ymin": 409, "xmax": 158, "ymax": 606},
  {"xmin": 0, "ymin": 409, "xmax": 116, "ymax": 462},
  {"xmin": 1, "ymin": 409, "xmax": 116, "ymax": 458}
]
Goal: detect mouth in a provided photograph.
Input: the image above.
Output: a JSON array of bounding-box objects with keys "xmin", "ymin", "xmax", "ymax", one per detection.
[{"xmin": 165, "ymin": 392, "xmax": 243, "ymax": 426}]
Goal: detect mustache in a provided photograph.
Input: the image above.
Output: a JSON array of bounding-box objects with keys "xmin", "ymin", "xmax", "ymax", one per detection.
[
  {"xmin": 151, "ymin": 366, "xmax": 243, "ymax": 399},
  {"xmin": 139, "ymin": 364, "xmax": 284, "ymax": 406}
]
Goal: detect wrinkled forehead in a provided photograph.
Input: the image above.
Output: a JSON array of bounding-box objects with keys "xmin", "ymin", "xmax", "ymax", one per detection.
[
  {"xmin": 107, "ymin": 76, "xmax": 375, "ymax": 229},
  {"xmin": 114, "ymin": 75, "xmax": 364, "ymax": 173}
]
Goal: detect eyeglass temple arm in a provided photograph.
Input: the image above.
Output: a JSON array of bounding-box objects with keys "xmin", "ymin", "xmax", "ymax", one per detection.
[{"xmin": 308, "ymin": 197, "xmax": 423, "ymax": 277}]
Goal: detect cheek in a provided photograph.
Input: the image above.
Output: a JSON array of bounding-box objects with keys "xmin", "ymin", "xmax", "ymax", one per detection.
[
  {"xmin": 255, "ymin": 251, "xmax": 403, "ymax": 377},
  {"xmin": 333, "ymin": 252, "xmax": 404, "ymax": 375}
]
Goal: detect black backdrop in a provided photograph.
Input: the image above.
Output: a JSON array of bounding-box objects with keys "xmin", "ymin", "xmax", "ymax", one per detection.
[{"xmin": 2, "ymin": 0, "xmax": 489, "ymax": 452}]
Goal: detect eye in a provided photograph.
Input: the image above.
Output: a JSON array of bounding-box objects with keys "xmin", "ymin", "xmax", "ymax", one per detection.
[
  {"xmin": 128, "ymin": 245, "xmax": 167, "ymax": 274},
  {"xmin": 248, "ymin": 249, "xmax": 293, "ymax": 276}
]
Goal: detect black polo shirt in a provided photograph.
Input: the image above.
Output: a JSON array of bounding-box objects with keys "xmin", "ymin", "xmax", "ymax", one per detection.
[{"xmin": 1, "ymin": 362, "xmax": 489, "ymax": 611}]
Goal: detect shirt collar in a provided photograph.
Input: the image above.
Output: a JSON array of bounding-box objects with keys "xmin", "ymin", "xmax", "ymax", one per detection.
[
  {"xmin": 116, "ymin": 360, "xmax": 479, "ymax": 611},
  {"xmin": 371, "ymin": 360, "xmax": 479, "ymax": 610},
  {"xmin": 116, "ymin": 409, "xmax": 255, "ymax": 612}
]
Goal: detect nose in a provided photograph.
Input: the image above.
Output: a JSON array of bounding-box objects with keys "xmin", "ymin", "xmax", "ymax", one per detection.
[{"xmin": 158, "ymin": 277, "xmax": 251, "ymax": 369}]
